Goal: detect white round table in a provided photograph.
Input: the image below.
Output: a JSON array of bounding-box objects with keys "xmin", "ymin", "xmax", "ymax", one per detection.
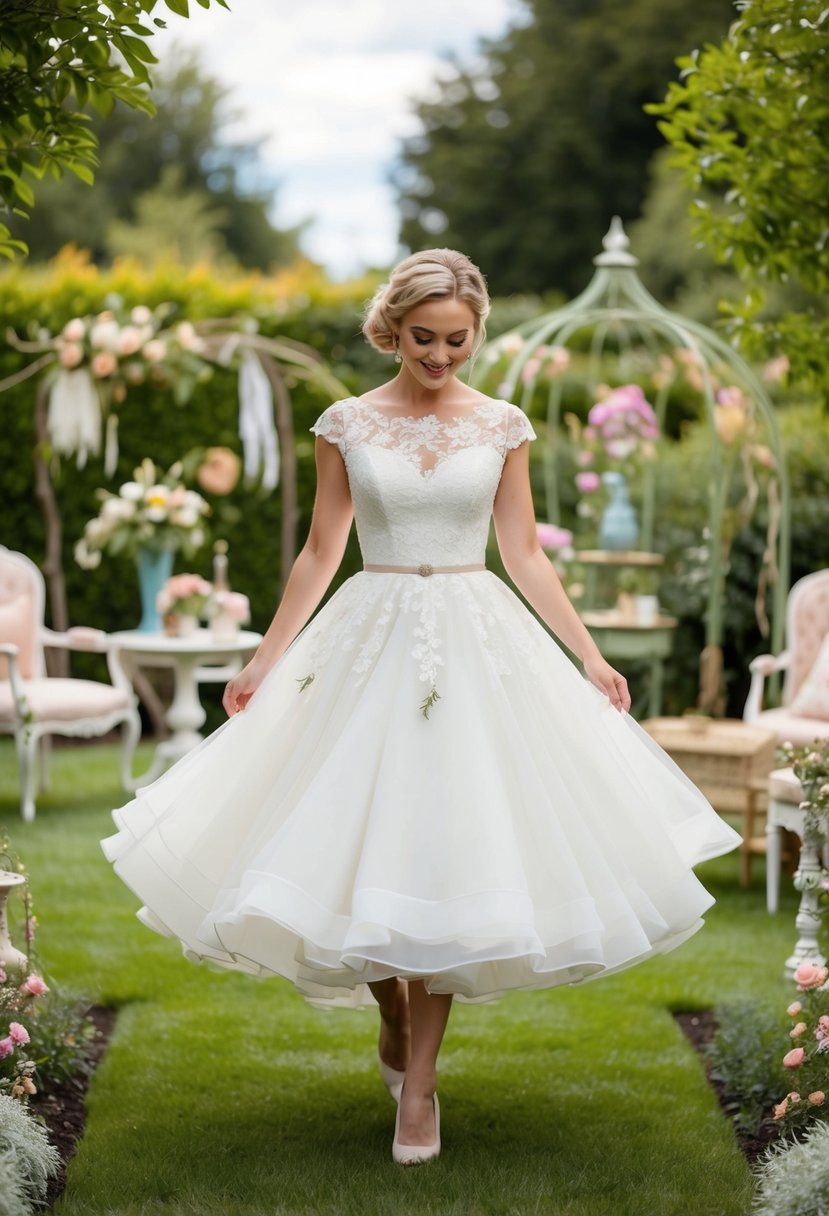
[{"xmin": 109, "ymin": 628, "xmax": 262, "ymax": 789}]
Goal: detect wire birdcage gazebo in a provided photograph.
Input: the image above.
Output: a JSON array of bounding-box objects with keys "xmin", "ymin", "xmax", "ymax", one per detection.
[{"xmin": 472, "ymin": 218, "xmax": 791, "ymax": 695}]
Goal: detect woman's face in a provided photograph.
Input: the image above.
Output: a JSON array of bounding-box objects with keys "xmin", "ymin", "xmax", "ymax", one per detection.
[{"xmin": 395, "ymin": 297, "xmax": 477, "ymax": 390}]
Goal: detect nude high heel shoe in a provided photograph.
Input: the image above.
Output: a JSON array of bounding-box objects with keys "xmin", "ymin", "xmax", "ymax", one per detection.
[
  {"xmin": 378, "ymin": 1056, "xmax": 405, "ymax": 1103},
  {"xmin": 392, "ymin": 1091, "xmax": 440, "ymax": 1165}
]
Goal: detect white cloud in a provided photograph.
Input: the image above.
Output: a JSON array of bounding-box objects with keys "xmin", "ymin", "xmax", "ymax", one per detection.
[{"xmin": 152, "ymin": 0, "xmax": 519, "ymax": 275}]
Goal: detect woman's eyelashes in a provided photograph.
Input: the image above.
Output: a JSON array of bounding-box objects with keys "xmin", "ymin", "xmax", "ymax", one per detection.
[{"xmin": 413, "ymin": 337, "xmax": 466, "ymax": 348}]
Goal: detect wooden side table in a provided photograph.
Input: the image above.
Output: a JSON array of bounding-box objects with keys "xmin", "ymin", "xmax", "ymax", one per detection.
[{"xmin": 642, "ymin": 717, "xmax": 778, "ymax": 888}]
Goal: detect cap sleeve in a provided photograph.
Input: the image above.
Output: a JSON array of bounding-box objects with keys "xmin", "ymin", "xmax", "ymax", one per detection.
[
  {"xmin": 504, "ymin": 402, "xmax": 537, "ymax": 451},
  {"xmin": 310, "ymin": 400, "xmax": 347, "ymax": 452}
]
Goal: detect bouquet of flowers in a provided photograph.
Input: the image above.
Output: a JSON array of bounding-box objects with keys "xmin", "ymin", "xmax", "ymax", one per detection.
[
  {"xmin": 75, "ymin": 458, "xmax": 210, "ymax": 569},
  {"xmin": 157, "ymin": 574, "xmax": 213, "ymax": 620},
  {"xmin": 777, "ymin": 740, "xmax": 829, "ymax": 847},
  {"xmin": 574, "ymin": 384, "xmax": 660, "ymax": 495}
]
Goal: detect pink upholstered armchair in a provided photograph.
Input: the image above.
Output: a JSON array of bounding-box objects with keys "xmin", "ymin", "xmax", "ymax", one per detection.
[
  {"xmin": 0, "ymin": 546, "xmax": 141, "ymax": 820},
  {"xmin": 743, "ymin": 569, "xmax": 829, "ymax": 745}
]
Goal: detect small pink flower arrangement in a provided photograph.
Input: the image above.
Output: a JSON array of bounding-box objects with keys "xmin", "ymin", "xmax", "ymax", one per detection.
[
  {"xmin": 209, "ymin": 590, "xmax": 250, "ymax": 625},
  {"xmin": 157, "ymin": 573, "xmax": 213, "ymax": 618},
  {"xmin": 572, "ymin": 384, "xmax": 659, "ymax": 498},
  {"xmin": 771, "ymin": 958, "xmax": 829, "ymax": 1131},
  {"xmin": 536, "ymin": 523, "xmax": 573, "ymax": 554}
]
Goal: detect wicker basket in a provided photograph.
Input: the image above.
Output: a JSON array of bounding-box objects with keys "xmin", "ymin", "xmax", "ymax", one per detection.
[{"xmin": 642, "ymin": 717, "xmax": 778, "ymax": 812}]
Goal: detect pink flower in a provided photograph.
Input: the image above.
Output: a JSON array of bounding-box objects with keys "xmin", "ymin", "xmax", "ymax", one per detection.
[
  {"xmin": 143, "ymin": 339, "xmax": 167, "ymax": 363},
  {"xmin": 809, "ymin": 1091, "xmax": 826, "ymax": 1106},
  {"xmin": 0, "ymin": 1038, "xmax": 13, "ymax": 1059},
  {"xmin": 772, "ymin": 1099, "xmax": 789, "ymax": 1120},
  {"xmin": 783, "ymin": 1047, "xmax": 805, "ymax": 1068},
  {"xmin": 8, "ymin": 1022, "xmax": 29, "ymax": 1045},
  {"xmin": 117, "ymin": 326, "xmax": 142, "ymax": 356},
  {"xmin": 62, "ymin": 317, "xmax": 86, "ymax": 342},
  {"xmin": 762, "ymin": 355, "xmax": 790, "ymax": 383},
  {"xmin": 575, "ymin": 471, "xmax": 601, "ymax": 493},
  {"xmin": 543, "ymin": 346, "xmax": 570, "ymax": 378},
  {"xmin": 536, "ymin": 523, "xmax": 573, "ymax": 551},
  {"xmin": 212, "ymin": 591, "xmax": 250, "ymax": 624},
  {"xmin": 787, "ymin": 1001, "xmax": 802, "ymax": 1017},
  {"xmin": 91, "ymin": 350, "xmax": 118, "ymax": 378},
  {"xmin": 521, "ymin": 357, "xmax": 541, "ymax": 385},
  {"xmin": 20, "ymin": 974, "xmax": 48, "ymax": 997},
  {"xmin": 794, "ymin": 961, "xmax": 828, "ymax": 990},
  {"xmin": 576, "ymin": 450, "xmax": 594, "ymax": 466},
  {"xmin": 790, "ymin": 1022, "xmax": 807, "ymax": 1038},
  {"xmin": 58, "ymin": 342, "xmax": 84, "ymax": 369},
  {"xmin": 130, "ymin": 305, "xmax": 153, "ymax": 326},
  {"xmin": 0, "ymin": 967, "xmax": 5, "ymax": 984}
]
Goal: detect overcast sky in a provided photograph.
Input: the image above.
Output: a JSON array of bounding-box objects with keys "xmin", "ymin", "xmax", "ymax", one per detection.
[{"xmin": 153, "ymin": 0, "xmax": 521, "ymax": 276}]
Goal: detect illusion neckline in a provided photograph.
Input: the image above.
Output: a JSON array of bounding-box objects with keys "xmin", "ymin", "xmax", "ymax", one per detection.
[{"xmin": 347, "ymin": 396, "xmax": 503, "ymax": 424}]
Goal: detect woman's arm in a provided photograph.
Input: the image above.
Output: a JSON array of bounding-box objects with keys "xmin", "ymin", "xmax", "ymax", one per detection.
[
  {"xmin": 492, "ymin": 440, "xmax": 631, "ymax": 712},
  {"xmin": 223, "ymin": 437, "xmax": 353, "ymax": 715}
]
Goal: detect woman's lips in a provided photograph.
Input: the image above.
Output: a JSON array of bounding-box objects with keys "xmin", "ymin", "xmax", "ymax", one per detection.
[{"xmin": 422, "ymin": 362, "xmax": 450, "ymax": 378}]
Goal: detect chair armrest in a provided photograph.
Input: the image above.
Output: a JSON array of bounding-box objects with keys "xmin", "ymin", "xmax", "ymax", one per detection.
[
  {"xmin": 41, "ymin": 626, "xmax": 110, "ymax": 653},
  {"xmin": 744, "ymin": 650, "xmax": 791, "ymax": 723},
  {"xmin": 0, "ymin": 643, "xmax": 30, "ymax": 717},
  {"xmin": 749, "ymin": 651, "xmax": 790, "ymax": 676}
]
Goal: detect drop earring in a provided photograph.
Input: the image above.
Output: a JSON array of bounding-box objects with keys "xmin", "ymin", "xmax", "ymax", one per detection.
[{"xmin": 393, "ymin": 337, "xmax": 402, "ymax": 364}]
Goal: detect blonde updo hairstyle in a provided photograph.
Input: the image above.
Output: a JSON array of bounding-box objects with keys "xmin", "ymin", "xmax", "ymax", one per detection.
[{"xmin": 362, "ymin": 248, "xmax": 490, "ymax": 357}]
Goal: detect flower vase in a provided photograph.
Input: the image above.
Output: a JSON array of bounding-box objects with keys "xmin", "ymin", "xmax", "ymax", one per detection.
[
  {"xmin": 599, "ymin": 472, "xmax": 639, "ymax": 552},
  {"xmin": 136, "ymin": 547, "xmax": 175, "ymax": 633},
  {"xmin": 174, "ymin": 614, "xmax": 200, "ymax": 638}
]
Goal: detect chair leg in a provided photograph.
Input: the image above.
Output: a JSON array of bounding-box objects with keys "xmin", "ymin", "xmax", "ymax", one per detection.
[
  {"xmin": 39, "ymin": 736, "xmax": 52, "ymax": 791},
  {"xmin": 766, "ymin": 821, "xmax": 782, "ymax": 914},
  {"xmin": 15, "ymin": 729, "xmax": 39, "ymax": 822},
  {"xmin": 119, "ymin": 709, "xmax": 143, "ymax": 793}
]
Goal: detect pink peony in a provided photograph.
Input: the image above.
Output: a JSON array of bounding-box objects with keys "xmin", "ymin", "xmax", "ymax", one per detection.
[
  {"xmin": 808, "ymin": 1091, "xmax": 825, "ymax": 1106},
  {"xmin": 20, "ymin": 974, "xmax": 48, "ymax": 997},
  {"xmin": 536, "ymin": 522, "xmax": 573, "ymax": 551},
  {"xmin": 117, "ymin": 326, "xmax": 143, "ymax": 356},
  {"xmin": 62, "ymin": 317, "xmax": 86, "ymax": 342},
  {"xmin": 91, "ymin": 350, "xmax": 118, "ymax": 378},
  {"xmin": 790, "ymin": 1022, "xmax": 807, "ymax": 1038},
  {"xmin": 0, "ymin": 1038, "xmax": 13, "ymax": 1059},
  {"xmin": 575, "ymin": 471, "xmax": 601, "ymax": 493},
  {"xmin": 8, "ymin": 1022, "xmax": 29, "ymax": 1045},
  {"xmin": 794, "ymin": 961, "xmax": 828, "ymax": 990},
  {"xmin": 783, "ymin": 1047, "xmax": 805, "ymax": 1068},
  {"xmin": 59, "ymin": 342, "xmax": 84, "ymax": 369},
  {"xmin": 772, "ymin": 1099, "xmax": 789, "ymax": 1120}
]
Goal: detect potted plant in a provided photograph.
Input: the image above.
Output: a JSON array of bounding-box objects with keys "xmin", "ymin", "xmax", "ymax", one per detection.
[{"xmin": 616, "ymin": 567, "xmax": 660, "ymax": 625}]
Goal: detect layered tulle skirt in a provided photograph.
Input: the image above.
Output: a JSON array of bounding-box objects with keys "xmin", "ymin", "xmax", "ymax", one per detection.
[{"xmin": 102, "ymin": 570, "xmax": 740, "ymax": 1006}]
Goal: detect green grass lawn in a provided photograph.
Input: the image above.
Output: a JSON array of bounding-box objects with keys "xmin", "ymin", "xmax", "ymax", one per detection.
[{"xmin": 0, "ymin": 738, "xmax": 799, "ymax": 1216}]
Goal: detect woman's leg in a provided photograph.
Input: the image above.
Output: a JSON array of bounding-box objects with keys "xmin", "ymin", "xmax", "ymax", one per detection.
[
  {"xmin": 369, "ymin": 977, "xmax": 410, "ymax": 1072},
  {"xmin": 397, "ymin": 980, "xmax": 453, "ymax": 1145}
]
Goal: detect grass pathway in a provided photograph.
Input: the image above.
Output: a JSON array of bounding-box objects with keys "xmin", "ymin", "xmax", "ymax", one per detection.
[{"xmin": 0, "ymin": 740, "xmax": 796, "ymax": 1215}]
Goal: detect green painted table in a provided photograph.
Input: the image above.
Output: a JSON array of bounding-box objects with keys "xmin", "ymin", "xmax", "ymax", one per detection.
[{"xmin": 580, "ymin": 609, "xmax": 678, "ymax": 718}]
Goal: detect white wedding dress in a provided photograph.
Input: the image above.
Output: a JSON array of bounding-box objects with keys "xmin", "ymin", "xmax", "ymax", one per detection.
[{"xmin": 102, "ymin": 397, "xmax": 740, "ymax": 1006}]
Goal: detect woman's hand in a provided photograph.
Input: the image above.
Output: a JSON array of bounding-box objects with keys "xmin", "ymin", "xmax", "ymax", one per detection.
[
  {"xmin": 583, "ymin": 653, "xmax": 631, "ymax": 714},
  {"xmin": 223, "ymin": 657, "xmax": 271, "ymax": 717}
]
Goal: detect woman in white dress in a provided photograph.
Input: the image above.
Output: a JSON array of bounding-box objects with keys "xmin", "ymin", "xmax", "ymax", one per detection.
[{"xmin": 103, "ymin": 249, "xmax": 740, "ymax": 1166}]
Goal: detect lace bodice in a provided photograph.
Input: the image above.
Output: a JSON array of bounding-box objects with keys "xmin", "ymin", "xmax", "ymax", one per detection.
[{"xmin": 310, "ymin": 397, "xmax": 536, "ymax": 565}]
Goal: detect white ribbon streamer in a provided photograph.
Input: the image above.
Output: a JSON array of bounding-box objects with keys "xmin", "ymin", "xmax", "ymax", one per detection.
[
  {"xmin": 238, "ymin": 348, "xmax": 279, "ymax": 491},
  {"xmin": 46, "ymin": 368, "xmax": 101, "ymax": 469}
]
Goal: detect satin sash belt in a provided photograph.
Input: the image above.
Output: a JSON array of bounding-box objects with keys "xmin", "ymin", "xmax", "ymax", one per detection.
[{"xmin": 363, "ymin": 562, "xmax": 486, "ymax": 577}]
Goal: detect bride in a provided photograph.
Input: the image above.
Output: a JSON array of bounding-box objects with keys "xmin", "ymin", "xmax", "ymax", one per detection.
[{"xmin": 104, "ymin": 248, "xmax": 740, "ymax": 1165}]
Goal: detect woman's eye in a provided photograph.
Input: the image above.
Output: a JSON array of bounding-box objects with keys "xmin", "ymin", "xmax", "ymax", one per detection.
[
  {"xmin": 414, "ymin": 337, "xmax": 431, "ymax": 346},
  {"xmin": 449, "ymin": 340, "xmax": 465, "ymax": 348}
]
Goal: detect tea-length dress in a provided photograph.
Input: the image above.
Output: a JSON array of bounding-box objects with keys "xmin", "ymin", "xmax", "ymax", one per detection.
[{"xmin": 102, "ymin": 397, "xmax": 740, "ymax": 1006}]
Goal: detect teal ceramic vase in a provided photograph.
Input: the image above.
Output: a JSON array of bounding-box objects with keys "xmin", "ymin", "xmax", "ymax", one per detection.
[
  {"xmin": 598, "ymin": 471, "xmax": 639, "ymax": 551},
  {"xmin": 136, "ymin": 547, "xmax": 174, "ymax": 632}
]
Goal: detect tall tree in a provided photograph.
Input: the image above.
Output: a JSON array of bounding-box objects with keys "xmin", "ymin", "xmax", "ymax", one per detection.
[
  {"xmin": 395, "ymin": 0, "xmax": 735, "ymax": 297},
  {"xmin": 650, "ymin": 0, "xmax": 829, "ymax": 390},
  {"xmin": 0, "ymin": 0, "xmax": 228, "ymax": 259},
  {"xmin": 9, "ymin": 54, "xmax": 303, "ymax": 269}
]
